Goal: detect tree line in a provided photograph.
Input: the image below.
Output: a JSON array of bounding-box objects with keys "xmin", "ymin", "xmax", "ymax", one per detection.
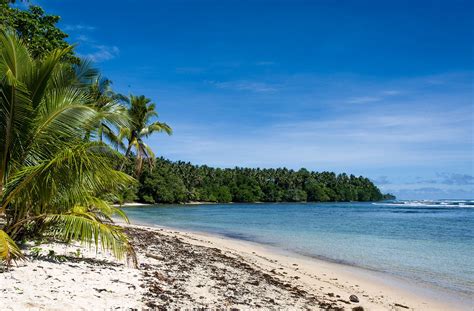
[{"xmin": 124, "ymin": 158, "xmax": 394, "ymax": 204}]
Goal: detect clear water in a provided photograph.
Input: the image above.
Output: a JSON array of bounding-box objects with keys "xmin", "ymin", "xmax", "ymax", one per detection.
[{"xmin": 124, "ymin": 200, "xmax": 474, "ymax": 295}]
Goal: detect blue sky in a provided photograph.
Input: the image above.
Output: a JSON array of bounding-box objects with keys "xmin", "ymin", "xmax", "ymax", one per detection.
[{"xmin": 36, "ymin": 0, "xmax": 473, "ymax": 199}]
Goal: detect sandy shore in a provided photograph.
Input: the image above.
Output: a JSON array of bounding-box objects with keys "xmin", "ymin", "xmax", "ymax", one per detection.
[
  {"xmin": 113, "ymin": 202, "xmax": 151, "ymax": 207},
  {"xmin": 1, "ymin": 224, "xmax": 471, "ymax": 310}
]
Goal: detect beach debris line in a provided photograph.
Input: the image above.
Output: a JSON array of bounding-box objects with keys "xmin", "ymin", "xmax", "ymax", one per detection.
[{"xmin": 126, "ymin": 227, "xmax": 346, "ymax": 310}]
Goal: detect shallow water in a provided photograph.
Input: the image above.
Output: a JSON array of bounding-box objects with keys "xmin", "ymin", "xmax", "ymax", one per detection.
[{"xmin": 124, "ymin": 200, "xmax": 474, "ymax": 295}]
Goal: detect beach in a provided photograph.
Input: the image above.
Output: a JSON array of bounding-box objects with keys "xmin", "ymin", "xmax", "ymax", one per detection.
[
  {"xmin": 1, "ymin": 223, "xmax": 471, "ymax": 310},
  {"xmin": 1, "ymin": 1, "xmax": 472, "ymax": 310}
]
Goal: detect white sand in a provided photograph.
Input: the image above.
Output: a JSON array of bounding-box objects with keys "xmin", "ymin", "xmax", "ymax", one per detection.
[
  {"xmin": 142, "ymin": 224, "xmax": 472, "ymax": 311},
  {"xmin": 113, "ymin": 202, "xmax": 150, "ymax": 207},
  {"xmin": 0, "ymin": 242, "xmax": 143, "ymax": 310},
  {"xmin": 1, "ymin": 224, "xmax": 471, "ymax": 310}
]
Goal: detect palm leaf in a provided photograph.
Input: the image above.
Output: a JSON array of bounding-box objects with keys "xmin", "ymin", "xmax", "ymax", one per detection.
[
  {"xmin": 44, "ymin": 212, "xmax": 136, "ymax": 266},
  {"xmin": 0, "ymin": 229, "xmax": 24, "ymax": 266}
]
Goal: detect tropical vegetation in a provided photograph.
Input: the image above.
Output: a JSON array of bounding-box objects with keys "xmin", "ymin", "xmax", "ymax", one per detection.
[
  {"xmin": 0, "ymin": 3, "xmax": 79, "ymax": 63},
  {"xmin": 0, "ymin": 29, "xmax": 140, "ymax": 265},
  {"xmin": 0, "ymin": 0, "xmax": 175, "ymax": 266},
  {"xmin": 118, "ymin": 95, "xmax": 172, "ymax": 177},
  {"xmin": 131, "ymin": 158, "xmax": 393, "ymax": 204}
]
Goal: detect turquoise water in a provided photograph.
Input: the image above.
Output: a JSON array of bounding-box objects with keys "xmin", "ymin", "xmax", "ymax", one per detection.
[{"xmin": 124, "ymin": 200, "xmax": 474, "ymax": 295}]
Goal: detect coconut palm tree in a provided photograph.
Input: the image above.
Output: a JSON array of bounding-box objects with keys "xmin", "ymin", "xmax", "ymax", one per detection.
[
  {"xmin": 119, "ymin": 95, "xmax": 172, "ymax": 176},
  {"xmin": 0, "ymin": 30, "xmax": 136, "ymax": 265},
  {"xmin": 84, "ymin": 72, "xmax": 129, "ymax": 147}
]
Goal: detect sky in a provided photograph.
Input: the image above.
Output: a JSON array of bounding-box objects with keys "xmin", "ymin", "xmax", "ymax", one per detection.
[{"xmin": 32, "ymin": 0, "xmax": 473, "ymax": 199}]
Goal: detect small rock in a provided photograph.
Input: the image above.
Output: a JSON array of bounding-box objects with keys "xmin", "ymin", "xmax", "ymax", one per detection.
[{"xmin": 349, "ymin": 295, "xmax": 359, "ymax": 303}]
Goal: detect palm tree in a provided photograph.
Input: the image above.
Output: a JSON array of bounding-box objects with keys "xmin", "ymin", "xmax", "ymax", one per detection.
[
  {"xmin": 84, "ymin": 73, "xmax": 129, "ymax": 147},
  {"xmin": 0, "ymin": 30, "xmax": 136, "ymax": 265},
  {"xmin": 119, "ymin": 95, "xmax": 172, "ymax": 176}
]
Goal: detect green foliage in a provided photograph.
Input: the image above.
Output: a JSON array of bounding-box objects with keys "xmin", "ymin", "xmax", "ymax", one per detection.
[
  {"xmin": 0, "ymin": 30, "xmax": 135, "ymax": 265},
  {"xmin": 0, "ymin": 229, "xmax": 24, "ymax": 265},
  {"xmin": 383, "ymin": 193, "xmax": 396, "ymax": 200},
  {"xmin": 46, "ymin": 249, "xmax": 67, "ymax": 262},
  {"xmin": 119, "ymin": 95, "xmax": 172, "ymax": 177},
  {"xmin": 0, "ymin": 4, "xmax": 79, "ymax": 63},
  {"xmin": 30, "ymin": 246, "xmax": 42, "ymax": 259},
  {"xmin": 131, "ymin": 158, "xmax": 389, "ymax": 204}
]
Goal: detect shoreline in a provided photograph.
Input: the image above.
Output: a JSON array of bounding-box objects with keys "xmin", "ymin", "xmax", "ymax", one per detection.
[
  {"xmin": 167, "ymin": 225, "xmax": 472, "ymax": 296},
  {"xmin": 114, "ymin": 200, "xmax": 398, "ymax": 207},
  {"xmin": 1, "ymin": 222, "xmax": 471, "ymax": 310},
  {"xmin": 126, "ymin": 222, "xmax": 472, "ymax": 310}
]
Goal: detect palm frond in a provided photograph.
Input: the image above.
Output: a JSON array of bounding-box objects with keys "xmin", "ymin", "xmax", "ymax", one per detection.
[
  {"xmin": 0, "ymin": 229, "xmax": 24, "ymax": 266},
  {"xmin": 44, "ymin": 212, "xmax": 136, "ymax": 266},
  {"xmin": 0, "ymin": 30, "xmax": 137, "ymax": 265},
  {"xmin": 140, "ymin": 121, "xmax": 173, "ymax": 137}
]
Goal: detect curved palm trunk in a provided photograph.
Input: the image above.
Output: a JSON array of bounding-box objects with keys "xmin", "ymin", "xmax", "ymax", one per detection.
[{"xmin": 119, "ymin": 139, "xmax": 134, "ymax": 171}]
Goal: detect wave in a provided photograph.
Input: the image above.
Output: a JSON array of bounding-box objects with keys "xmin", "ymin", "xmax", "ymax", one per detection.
[{"xmin": 374, "ymin": 200, "xmax": 474, "ymax": 208}]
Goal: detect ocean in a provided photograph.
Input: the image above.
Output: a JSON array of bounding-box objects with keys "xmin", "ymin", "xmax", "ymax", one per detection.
[{"xmin": 123, "ymin": 200, "xmax": 474, "ymax": 296}]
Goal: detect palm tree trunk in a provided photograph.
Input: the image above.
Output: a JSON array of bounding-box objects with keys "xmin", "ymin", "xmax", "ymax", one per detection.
[{"xmin": 119, "ymin": 141, "xmax": 133, "ymax": 171}]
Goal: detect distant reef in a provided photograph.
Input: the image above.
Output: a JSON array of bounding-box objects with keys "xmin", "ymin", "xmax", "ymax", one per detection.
[{"xmin": 121, "ymin": 158, "xmax": 395, "ymax": 204}]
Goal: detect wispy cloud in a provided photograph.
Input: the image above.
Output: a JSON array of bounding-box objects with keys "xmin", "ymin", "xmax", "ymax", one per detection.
[
  {"xmin": 409, "ymin": 173, "xmax": 474, "ymax": 185},
  {"xmin": 345, "ymin": 89, "xmax": 401, "ymax": 104},
  {"xmin": 385, "ymin": 187, "xmax": 472, "ymax": 200},
  {"xmin": 346, "ymin": 96, "xmax": 381, "ymax": 104},
  {"xmin": 140, "ymin": 71, "xmax": 472, "ymax": 199},
  {"xmin": 76, "ymin": 34, "xmax": 91, "ymax": 42},
  {"xmin": 372, "ymin": 176, "xmax": 391, "ymax": 185},
  {"xmin": 65, "ymin": 24, "xmax": 119, "ymax": 62},
  {"xmin": 78, "ymin": 45, "xmax": 120, "ymax": 62},
  {"xmin": 436, "ymin": 173, "xmax": 474, "ymax": 185},
  {"xmin": 64, "ymin": 24, "xmax": 96, "ymax": 31},
  {"xmin": 151, "ymin": 106, "xmax": 472, "ymax": 172},
  {"xmin": 208, "ymin": 80, "xmax": 278, "ymax": 93}
]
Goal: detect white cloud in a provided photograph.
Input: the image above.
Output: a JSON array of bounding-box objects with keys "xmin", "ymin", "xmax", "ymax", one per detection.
[
  {"xmin": 151, "ymin": 106, "xmax": 472, "ymax": 171},
  {"xmin": 208, "ymin": 80, "xmax": 278, "ymax": 93},
  {"xmin": 76, "ymin": 34, "xmax": 91, "ymax": 42},
  {"xmin": 64, "ymin": 24, "xmax": 96, "ymax": 31},
  {"xmin": 346, "ymin": 89, "xmax": 401, "ymax": 104},
  {"xmin": 139, "ymin": 71, "xmax": 472, "ymax": 199},
  {"xmin": 78, "ymin": 45, "xmax": 120, "ymax": 62}
]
